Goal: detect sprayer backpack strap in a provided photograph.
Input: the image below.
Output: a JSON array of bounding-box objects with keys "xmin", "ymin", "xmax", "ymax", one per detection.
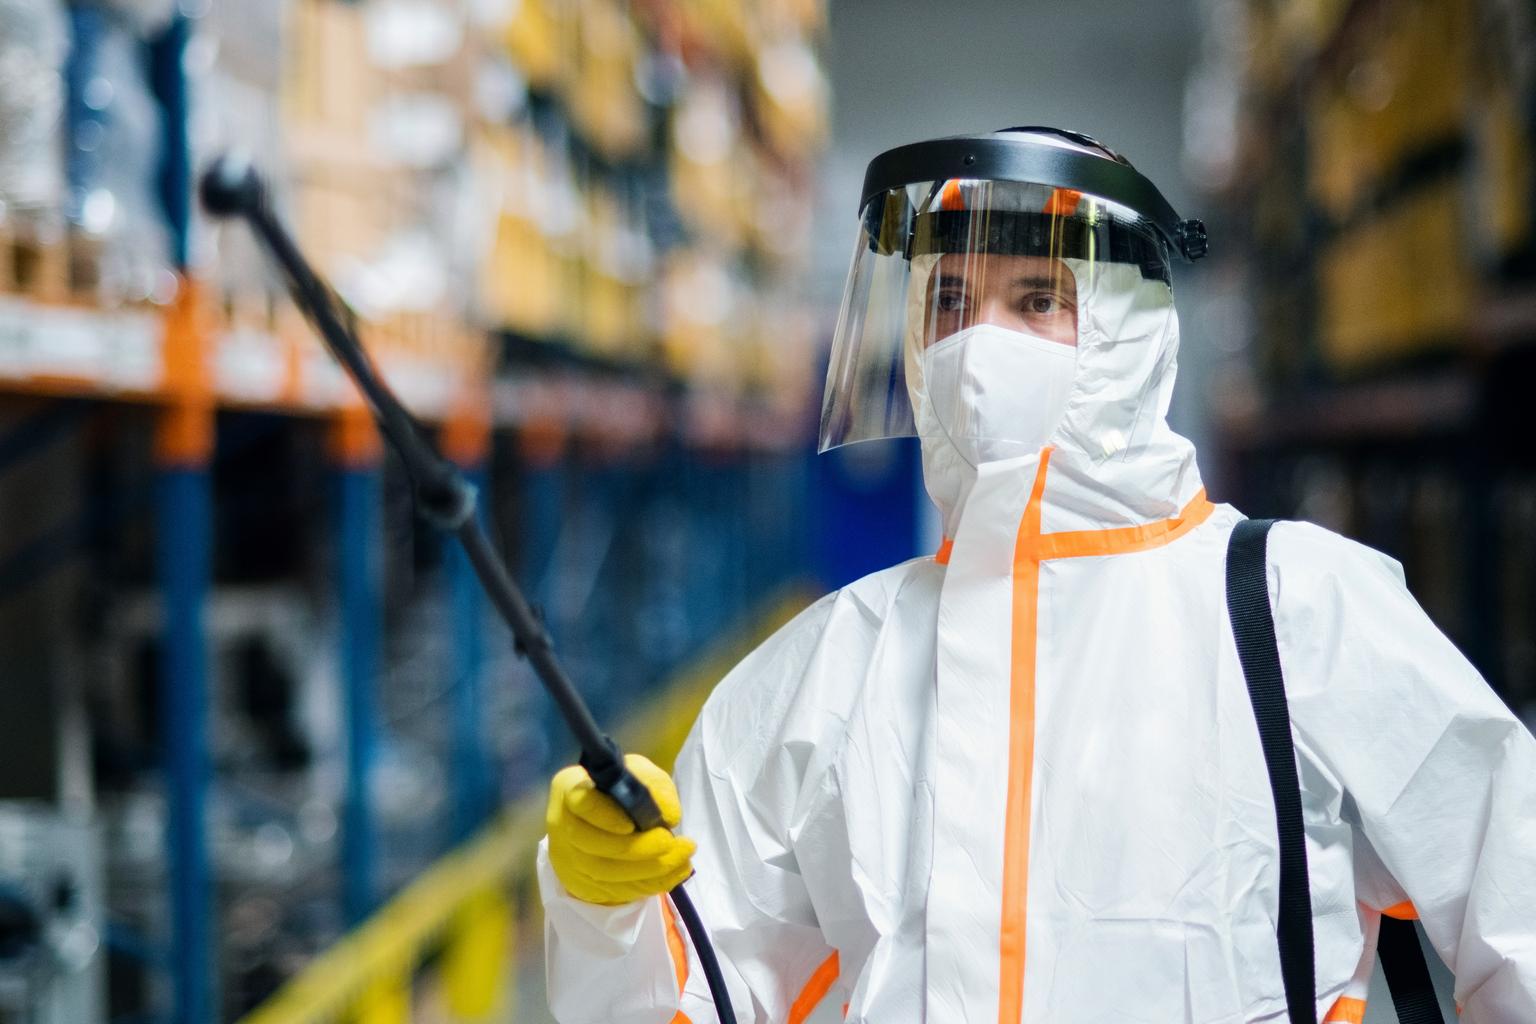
[{"xmin": 1225, "ymin": 518, "xmax": 1446, "ymax": 1024}]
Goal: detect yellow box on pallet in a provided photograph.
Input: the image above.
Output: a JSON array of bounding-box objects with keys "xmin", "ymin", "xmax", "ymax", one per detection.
[
  {"xmin": 1319, "ymin": 180, "xmax": 1472, "ymax": 371},
  {"xmin": 566, "ymin": 0, "xmax": 648, "ymax": 161},
  {"xmin": 501, "ymin": 0, "xmax": 568, "ymax": 92},
  {"xmin": 1468, "ymin": 81, "xmax": 1536, "ymax": 265},
  {"xmin": 1274, "ymin": 0, "xmax": 1355, "ymax": 56},
  {"xmin": 1306, "ymin": 0, "xmax": 1473, "ymax": 220}
]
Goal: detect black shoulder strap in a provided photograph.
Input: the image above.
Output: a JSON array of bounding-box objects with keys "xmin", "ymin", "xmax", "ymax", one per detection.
[
  {"xmin": 1226, "ymin": 518, "xmax": 1446, "ymax": 1024},
  {"xmin": 1378, "ymin": 916, "xmax": 1448, "ymax": 1023},
  {"xmin": 1225, "ymin": 518, "xmax": 1317, "ymax": 1024}
]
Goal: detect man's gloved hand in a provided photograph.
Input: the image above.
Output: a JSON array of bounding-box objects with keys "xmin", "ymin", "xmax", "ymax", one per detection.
[{"xmin": 546, "ymin": 753, "xmax": 696, "ymax": 906}]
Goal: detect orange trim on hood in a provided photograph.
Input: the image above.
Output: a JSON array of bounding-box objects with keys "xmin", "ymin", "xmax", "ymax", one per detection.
[
  {"xmin": 1024, "ymin": 489, "xmax": 1215, "ymax": 562},
  {"xmin": 939, "ymin": 179, "xmax": 967, "ymax": 211},
  {"xmin": 935, "ymin": 537, "xmax": 954, "ymax": 565},
  {"xmin": 1042, "ymin": 188, "xmax": 1083, "ymax": 216}
]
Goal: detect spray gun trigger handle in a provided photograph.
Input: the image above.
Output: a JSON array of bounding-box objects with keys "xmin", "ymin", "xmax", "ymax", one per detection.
[{"xmin": 581, "ymin": 737, "xmax": 667, "ymax": 833}]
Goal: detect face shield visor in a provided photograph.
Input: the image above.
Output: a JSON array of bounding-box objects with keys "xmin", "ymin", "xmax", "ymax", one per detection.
[{"xmin": 818, "ymin": 130, "xmax": 1205, "ymax": 453}]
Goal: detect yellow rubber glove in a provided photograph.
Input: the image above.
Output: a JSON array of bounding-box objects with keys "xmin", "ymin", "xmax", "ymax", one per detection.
[{"xmin": 546, "ymin": 753, "xmax": 696, "ymax": 906}]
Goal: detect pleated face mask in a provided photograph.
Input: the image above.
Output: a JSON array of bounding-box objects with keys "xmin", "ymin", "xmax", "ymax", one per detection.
[{"xmin": 917, "ymin": 322, "xmax": 1078, "ymax": 467}]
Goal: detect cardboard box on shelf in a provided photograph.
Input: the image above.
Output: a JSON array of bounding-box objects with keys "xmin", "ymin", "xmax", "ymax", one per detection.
[
  {"xmin": 5, "ymin": 223, "xmax": 70, "ymax": 304},
  {"xmin": 566, "ymin": 0, "xmax": 648, "ymax": 160},
  {"xmin": 500, "ymin": 0, "xmax": 569, "ymax": 93},
  {"xmin": 285, "ymin": 0, "xmax": 376, "ymax": 140},
  {"xmin": 1468, "ymin": 82, "xmax": 1535, "ymax": 271},
  {"xmin": 1305, "ymin": 0, "xmax": 1473, "ymax": 222},
  {"xmin": 1318, "ymin": 179, "xmax": 1472, "ymax": 371}
]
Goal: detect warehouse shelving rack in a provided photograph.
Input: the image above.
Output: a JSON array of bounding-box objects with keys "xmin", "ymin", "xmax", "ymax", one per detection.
[
  {"xmin": 0, "ymin": 292, "xmax": 498, "ymax": 1024},
  {"xmin": 1209, "ymin": 0, "xmax": 1536, "ymax": 710},
  {"xmin": 0, "ymin": 1, "xmax": 834, "ymax": 1020},
  {"xmin": 3, "ymin": 6, "xmax": 499, "ymax": 1010}
]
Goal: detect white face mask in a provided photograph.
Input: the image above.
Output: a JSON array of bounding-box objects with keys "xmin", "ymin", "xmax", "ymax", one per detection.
[{"xmin": 918, "ymin": 322, "xmax": 1078, "ymax": 467}]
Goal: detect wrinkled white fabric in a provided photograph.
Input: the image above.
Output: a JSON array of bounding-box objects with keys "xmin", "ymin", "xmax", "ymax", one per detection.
[
  {"xmin": 918, "ymin": 323, "xmax": 1077, "ymax": 469},
  {"xmin": 539, "ymin": 259, "xmax": 1536, "ymax": 1023}
]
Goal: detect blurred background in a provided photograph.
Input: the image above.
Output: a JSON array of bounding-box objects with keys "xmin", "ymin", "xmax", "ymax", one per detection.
[{"xmin": 0, "ymin": 0, "xmax": 1531, "ymax": 1021}]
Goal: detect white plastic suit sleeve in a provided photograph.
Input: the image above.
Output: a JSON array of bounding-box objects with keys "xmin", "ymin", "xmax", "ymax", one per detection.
[
  {"xmin": 1270, "ymin": 521, "xmax": 1536, "ymax": 1021},
  {"xmin": 538, "ymin": 844, "xmax": 693, "ymax": 1024},
  {"xmin": 539, "ymin": 594, "xmax": 846, "ymax": 1024}
]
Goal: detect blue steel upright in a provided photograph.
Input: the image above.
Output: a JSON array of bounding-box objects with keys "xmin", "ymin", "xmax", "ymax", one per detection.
[
  {"xmin": 147, "ymin": 17, "xmax": 209, "ymax": 1016},
  {"xmin": 156, "ymin": 466, "xmax": 212, "ymax": 1024},
  {"xmin": 813, "ymin": 440, "xmax": 923, "ymax": 589},
  {"xmin": 146, "ymin": 13, "xmax": 194, "ymax": 268},
  {"xmin": 338, "ymin": 463, "xmax": 384, "ymax": 924},
  {"xmin": 448, "ymin": 466, "xmax": 491, "ymax": 843}
]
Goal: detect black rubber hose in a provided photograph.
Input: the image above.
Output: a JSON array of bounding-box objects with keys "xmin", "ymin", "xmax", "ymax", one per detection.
[
  {"xmin": 670, "ymin": 885, "xmax": 737, "ymax": 1022},
  {"xmin": 202, "ymin": 153, "xmax": 736, "ymax": 1024}
]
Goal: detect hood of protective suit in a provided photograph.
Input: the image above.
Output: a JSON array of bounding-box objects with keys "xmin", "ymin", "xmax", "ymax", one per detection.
[{"xmin": 904, "ymin": 256, "xmax": 1201, "ymax": 538}]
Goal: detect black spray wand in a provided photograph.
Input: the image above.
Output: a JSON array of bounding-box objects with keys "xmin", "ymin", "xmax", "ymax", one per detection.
[{"xmin": 199, "ymin": 153, "xmax": 735, "ymax": 1024}]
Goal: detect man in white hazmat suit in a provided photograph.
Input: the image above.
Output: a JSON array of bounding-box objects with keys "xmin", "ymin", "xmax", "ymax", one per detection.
[{"xmin": 536, "ymin": 127, "xmax": 1536, "ymax": 1023}]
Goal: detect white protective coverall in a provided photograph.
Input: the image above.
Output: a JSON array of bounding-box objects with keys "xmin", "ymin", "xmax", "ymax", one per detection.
[{"xmin": 538, "ymin": 258, "xmax": 1536, "ymax": 1023}]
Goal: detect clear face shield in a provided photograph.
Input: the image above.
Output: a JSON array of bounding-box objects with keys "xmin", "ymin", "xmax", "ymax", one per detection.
[{"xmin": 818, "ymin": 177, "xmax": 1176, "ymax": 453}]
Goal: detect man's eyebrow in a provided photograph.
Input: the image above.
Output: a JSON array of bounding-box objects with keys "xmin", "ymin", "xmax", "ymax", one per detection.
[
  {"xmin": 933, "ymin": 273, "xmax": 1070, "ymax": 291},
  {"xmin": 1009, "ymin": 275, "xmax": 1069, "ymax": 291}
]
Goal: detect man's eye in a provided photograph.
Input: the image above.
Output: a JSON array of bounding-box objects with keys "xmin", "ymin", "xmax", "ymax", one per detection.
[
  {"xmin": 936, "ymin": 292, "xmax": 967, "ymax": 313},
  {"xmin": 1026, "ymin": 293, "xmax": 1062, "ymax": 315}
]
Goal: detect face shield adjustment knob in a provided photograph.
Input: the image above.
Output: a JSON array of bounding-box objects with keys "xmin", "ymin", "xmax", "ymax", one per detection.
[{"xmin": 1176, "ymin": 219, "xmax": 1208, "ymax": 261}]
